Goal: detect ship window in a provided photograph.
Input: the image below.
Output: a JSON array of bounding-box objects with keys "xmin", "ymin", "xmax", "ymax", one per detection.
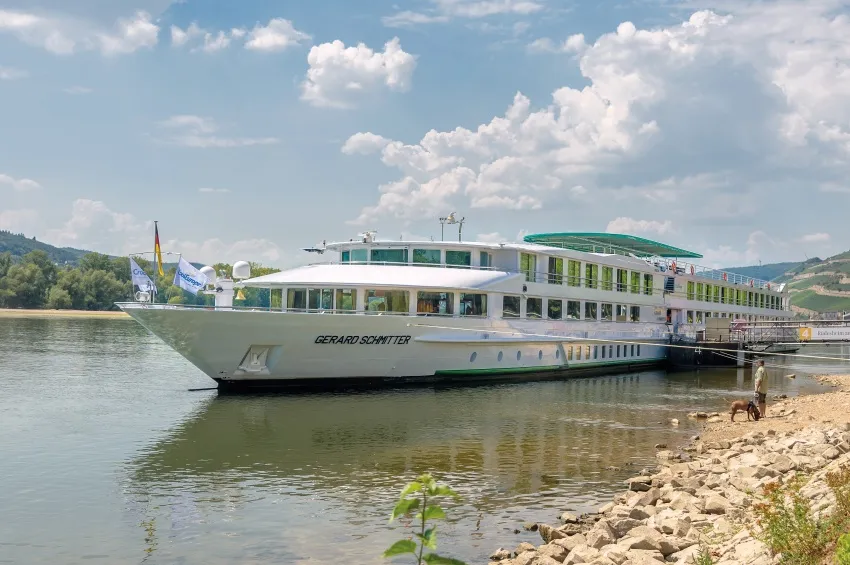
[
  {"xmin": 644, "ymin": 274, "xmax": 653, "ymax": 296},
  {"xmin": 548, "ymin": 299, "xmax": 563, "ymax": 320},
  {"xmin": 602, "ymin": 346, "xmax": 606, "ymax": 359},
  {"xmin": 568, "ymin": 346, "xmax": 573, "ymax": 360},
  {"xmin": 480, "ymin": 251, "xmax": 492, "ymax": 268},
  {"xmin": 616, "ymin": 305, "xmax": 628, "ymax": 322},
  {"xmin": 417, "ymin": 291, "xmax": 454, "ymax": 315},
  {"xmin": 601, "ymin": 303, "xmax": 613, "ymax": 321},
  {"xmin": 567, "ymin": 300, "xmax": 580, "ymax": 320},
  {"xmin": 696, "ymin": 311, "xmax": 704, "ymax": 323},
  {"xmin": 697, "ymin": 282, "xmax": 704, "ymax": 301},
  {"xmin": 637, "ymin": 345, "xmax": 641, "ymax": 356},
  {"xmin": 593, "ymin": 346, "xmax": 598, "ymax": 359},
  {"xmin": 705, "ymin": 284, "xmax": 712, "ymax": 302},
  {"xmin": 548, "ymin": 257, "xmax": 563, "ymax": 284},
  {"xmin": 503, "ymin": 295, "xmax": 520, "ymax": 318},
  {"xmin": 371, "ymin": 248, "xmax": 408, "ymax": 264},
  {"xmin": 527, "ymin": 297, "xmax": 543, "ymax": 319},
  {"xmin": 713, "ymin": 285, "xmax": 720, "ymax": 303},
  {"xmin": 630, "ymin": 306, "xmax": 640, "ymax": 322},
  {"xmin": 747, "ymin": 291, "xmax": 753, "ymax": 307},
  {"xmin": 577, "ymin": 346, "xmax": 582, "ymax": 360},
  {"xmin": 630, "ymin": 344, "xmax": 635, "ymax": 356},
  {"xmin": 446, "ymin": 250, "xmax": 472, "ymax": 268},
  {"xmin": 413, "ymin": 249, "xmax": 441, "ymax": 265},
  {"xmin": 341, "ymin": 250, "xmax": 350, "ymax": 263},
  {"xmin": 609, "ymin": 345, "xmax": 613, "ymax": 358},
  {"xmin": 520, "ymin": 253, "xmax": 537, "ymax": 282},
  {"xmin": 585, "ymin": 302, "xmax": 598, "ymax": 321},
  {"xmin": 617, "ymin": 269, "xmax": 628, "ymax": 292},
  {"xmin": 585, "ymin": 263, "xmax": 598, "ymax": 289},
  {"xmin": 336, "ymin": 289, "xmax": 356, "ymax": 312},
  {"xmin": 568, "ymin": 260, "xmax": 581, "ymax": 287},
  {"xmin": 350, "ymin": 248, "xmax": 367, "ymax": 263},
  {"xmin": 308, "ymin": 288, "xmax": 333, "ymax": 311},
  {"xmin": 460, "ymin": 293, "xmax": 487, "ymax": 316},
  {"xmin": 687, "ymin": 281, "xmax": 695, "ymax": 300},
  {"xmin": 366, "ymin": 289, "xmax": 409, "ymax": 313},
  {"xmin": 286, "ymin": 288, "xmax": 307, "ymax": 310},
  {"xmin": 617, "ymin": 345, "xmax": 620, "ymax": 357},
  {"xmin": 601, "ymin": 267, "xmax": 614, "ymax": 291},
  {"xmin": 687, "ymin": 310, "xmax": 694, "ymax": 323},
  {"xmin": 631, "ymin": 272, "xmax": 641, "ymax": 294}
]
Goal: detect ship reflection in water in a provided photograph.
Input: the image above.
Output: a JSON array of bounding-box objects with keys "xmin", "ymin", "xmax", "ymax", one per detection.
[{"xmin": 123, "ymin": 367, "xmax": 819, "ymax": 564}]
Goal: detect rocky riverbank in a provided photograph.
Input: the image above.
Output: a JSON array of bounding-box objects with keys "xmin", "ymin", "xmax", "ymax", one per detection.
[{"xmin": 487, "ymin": 374, "xmax": 850, "ymax": 565}]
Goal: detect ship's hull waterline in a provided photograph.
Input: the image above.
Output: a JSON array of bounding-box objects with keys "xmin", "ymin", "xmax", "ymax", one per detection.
[{"xmin": 118, "ymin": 304, "xmax": 668, "ymax": 391}]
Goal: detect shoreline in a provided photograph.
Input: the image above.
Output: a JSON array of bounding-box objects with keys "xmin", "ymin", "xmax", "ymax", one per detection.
[
  {"xmin": 0, "ymin": 308, "xmax": 129, "ymax": 319},
  {"xmin": 488, "ymin": 373, "xmax": 850, "ymax": 565}
]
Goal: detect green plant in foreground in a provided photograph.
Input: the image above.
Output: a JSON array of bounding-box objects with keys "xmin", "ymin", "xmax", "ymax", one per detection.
[
  {"xmin": 383, "ymin": 473, "xmax": 466, "ymax": 565},
  {"xmin": 837, "ymin": 532, "xmax": 850, "ymax": 565},
  {"xmin": 690, "ymin": 544, "xmax": 715, "ymax": 565}
]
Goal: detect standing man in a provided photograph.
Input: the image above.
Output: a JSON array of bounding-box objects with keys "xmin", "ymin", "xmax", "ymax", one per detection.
[{"xmin": 754, "ymin": 359, "xmax": 768, "ymax": 418}]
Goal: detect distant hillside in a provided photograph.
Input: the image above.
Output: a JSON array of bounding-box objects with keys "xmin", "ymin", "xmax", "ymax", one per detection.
[
  {"xmin": 779, "ymin": 253, "xmax": 850, "ymax": 314},
  {"xmin": 0, "ymin": 231, "xmax": 93, "ymax": 265},
  {"xmin": 721, "ymin": 261, "xmax": 802, "ymax": 282}
]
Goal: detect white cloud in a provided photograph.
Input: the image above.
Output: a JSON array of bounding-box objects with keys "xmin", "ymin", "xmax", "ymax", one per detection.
[
  {"xmin": 64, "ymin": 85, "xmax": 92, "ymax": 94},
  {"xmin": 169, "ymin": 23, "xmax": 250, "ymax": 53},
  {"xmin": 0, "ymin": 209, "xmax": 38, "ymax": 233},
  {"xmin": 170, "ymin": 22, "xmax": 202, "ymax": 47},
  {"xmin": 0, "ymin": 9, "xmax": 158, "ymax": 55},
  {"xmin": 0, "ymin": 66, "xmax": 27, "ymax": 80},
  {"xmin": 45, "ymin": 199, "xmax": 147, "ymax": 250},
  {"xmin": 198, "ymin": 187, "xmax": 230, "ymax": 193},
  {"xmin": 156, "ymin": 115, "xmax": 279, "ymax": 148},
  {"xmin": 0, "ymin": 173, "xmax": 41, "ymax": 191},
  {"xmin": 606, "ymin": 217, "xmax": 673, "ymax": 236},
  {"xmin": 301, "ymin": 37, "xmax": 417, "ymax": 109},
  {"xmin": 700, "ymin": 231, "xmax": 782, "ymax": 268},
  {"xmin": 245, "ymin": 18, "xmax": 310, "ymax": 51},
  {"xmin": 341, "ymin": 132, "xmax": 392, "ymax": 154},
  {"xmin": 801, "ymin": 232, "xmax": 830, "ymax": 243},
  {"xmin": 383, "ymin": 0, "xmax": 543, "ymax": 27},
  {"xmin": 527, "ymin": 33, "xmax": 586, "ymax": 53}
]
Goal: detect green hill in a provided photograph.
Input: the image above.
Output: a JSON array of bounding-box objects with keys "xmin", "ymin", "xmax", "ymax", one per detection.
[
  {"xmin": 0, "ymin": 231, "xmax": 93, "ymax": 265},
  {"xmin": 720, "ymin": 261, "xmax": 802, "ymax": 282},
  {"xmin": 772, "ymin": 253, "xmax": 850, "ymax": 314}
]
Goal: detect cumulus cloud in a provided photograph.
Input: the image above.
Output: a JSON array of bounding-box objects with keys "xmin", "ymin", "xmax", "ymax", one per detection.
[
  {"xmin": 801, "ymin": 232, "xmax": 830, "ymax": 243},
  {"xmin": 527, "ymin": 34, "xmax": 586, "ymax": 53},
  {"xmin": 245, "ymin": 18, "xmax": 310, "ymax": 51},
  {"xmin": 155, "ymin": 115, "xmax": 279, "ymax": 148},
  {"xmin": 0, "ymin": 173, "xmax": 41, "ymax": 191},
  {"xmin": 301, "ymin": 37, "xmax": 417, "ymax": 108},
  {"xmin": 605, "ymin": 217, "xmax": 673, "ymax": 236},
  {"xmin": 0, "ymin": 9, "xmax": 159, "ymax": 55},
  {"xmin": 383, "ymin": 0, "xmax": 543, "ymax": 27},
  {"xmin": 0, "ymin": 209, "xmax": 39, "ymax": 233},
  {"xmin": 169, "ymin": 18, "xmax": 308, "ymax": 53},
  {"xmin": 0, "ymin": 66, "xmax": 27, "ymax": 80}
]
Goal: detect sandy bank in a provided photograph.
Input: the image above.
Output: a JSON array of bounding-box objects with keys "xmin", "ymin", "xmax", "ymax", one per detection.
[{"xmin": 0, "ymin": 308, "xmax": 129, "ymax": 319}]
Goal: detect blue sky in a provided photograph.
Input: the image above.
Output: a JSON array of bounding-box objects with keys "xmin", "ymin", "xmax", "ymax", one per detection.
[{"xmin": 1, "ymin": 0, "xmax": 848, "ymax": 268}]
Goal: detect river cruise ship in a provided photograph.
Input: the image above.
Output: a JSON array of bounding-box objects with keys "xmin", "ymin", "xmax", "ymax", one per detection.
[{"xmin": 118, "ymin": 230, "xmax": 792, "ymax": 390}]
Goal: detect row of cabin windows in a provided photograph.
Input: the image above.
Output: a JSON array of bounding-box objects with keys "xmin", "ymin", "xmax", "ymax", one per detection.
[
  {"xmin": 286, "ymin": 288, "xmax": 488, "ymax": 316},
  {"xmin": 686, "ymin": 311, "xmax": 787, "ymax": 322},
  {"xmin": 524, "ymin": 254, "xmax": 655, "ymax": 297},
  {"xmin": 685, "ymin": 282, "xmax": 784, "ymax": 310},
  {"xmin": 502, "ymin": 296, "xmax": 641, "ymax": 322},
  {"xmin": 566, "ymin": 344, "xmax": 642, "ymax": 361},
  {"xmin": 341, "ymin": 248, "xmax": 493, "ymax": 268}
]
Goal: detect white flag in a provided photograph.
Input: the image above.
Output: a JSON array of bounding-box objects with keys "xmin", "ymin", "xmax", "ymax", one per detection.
[
  {"xmin": 130, "ymin": 257, "xmax": 156, "ymax": 293},
  {"xmin": 173, "ymin": 256, "xmax": 208, "ymax": 295}
]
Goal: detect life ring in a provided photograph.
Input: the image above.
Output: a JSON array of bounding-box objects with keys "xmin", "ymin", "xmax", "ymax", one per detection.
[{"xmin": 722, "ymin": 272, "xmax": 728, "ymax": 281}]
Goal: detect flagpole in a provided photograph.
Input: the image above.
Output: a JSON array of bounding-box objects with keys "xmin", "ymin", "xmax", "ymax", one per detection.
[{"xmin": 153, "ymin": 221, "xmax": 158, "ymax": 305}]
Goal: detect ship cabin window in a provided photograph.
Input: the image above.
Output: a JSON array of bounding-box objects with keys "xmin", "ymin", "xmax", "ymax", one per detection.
[
  {"xmin": 370, "ymin": 249, "xmax": 408, "ymax": 264},
  {"xmin": 687, "ymin": 310, "xmax": 694, "ymax": 323},
  {"xmin": 631, "ymin": 344, "xmax": 635, "ymax": 356},
  {"xmin": 287, "ymin": 288, "xmax": 307, "ymax": 310},
  {"xmin": 747, "ymin": 291, "xmax": 753, "ymax": 307},
  {"xmin": 460, "ymin": 293, "xmax": 487, "ymax": 316},
  {"xmin": 446, "ymin": 250, "xmax": 471, "ymax": 268},
  {"xmin": 602, "ymin": 346, "xmax": 606, "ymax": 359},
  {"xmin": 480, "ymin": 251, "xmax": 492, "ymax": 268},
  {"xmin": 637, "ymin": 345, "xmax": 641, "ymax": 356},
  {"xmin": 413, "ymin": 249, "xmax": 441, "ymax": 266},
  {"xmin": 602, "ymin": 267, "xmax": 614, "ymax": 291},
  {"xmin": 687, "ymin": 282, "xmax": 695, "ymax": 300},
  {"xmin": 577, "ymin": 346, "xmax": 583, "ymax": 360},
  {"xmin": 720, "ymin": 287, "xmax": 727, "ymax": 304},
  {"xmin": 594, "ymin": 346, "xmax": 598, "ymax": 359},
  {"xmin": 567, "ymin": 300, "xmax": 581, "ymax": 320},
  {"xmin": 616, "ymin": 305, "xmax": 628, "ymax": 322},
  {"xmin": 696, "ymin": 311, "xmax": 704, "ymax": 323},
  {"xmin": 548, "ymin": 257, "xmax": 563, "ymax": 284},
  {"xmin": 503, "ymin": 295, "xmax": 521, "ymax": 318},
  {"xmin": 417, "ymin": 291, "xmax": 454, "ymax": 315},
  {"xmin": 644, "ymin": 274, "xmax": 653, "ymax": 296},
  {"xmin": 601, "ymin": 303, "xmax": 613, "ymax": 321},
  {"xmin": 586, "ymin": 263, "xmax": 598, "ymax": 289},
  {"xmin": 336, "ymin": 289, "xmax": 357, "ymax": 312},
  {"xmin": 609, "ymin": 345, "xmax": 613, "ymax": 358},
  {"xmin": 548, "ymin": 299, "xmax": 563, "ymax": 320},
  {"xmin": 705, "ymin": 284, "xmax": 712, "ymax": 302},
  {"xmin": 585, "ymin": 302, "xmax": 598, "ymax": 321},
  {"xmin": 568, "ymin": 346, "xmax": 573, "ymax": 360},
  {"xmin": 697, "ymin": 283, "xmax": 704, "ymax": 301},
  {"xmin": 568, "ymin": 260, "xmax": 581, "ymax": 287},
  {"xmin": 350, "ymin": 248, "xmax": 368, "ymax": 263},
  {"xmin": 760, "ymin": 294, "xmax": 765, "ymax": 309},
  {"xmin": 308, "ymin": 288, "xmax": 334, "ymax": 311},
  {"xmin": 366, "ymin": 289, "xmax": 409, "ymax": 313},
  {"xmin": 616, "ymin": 269, "xmax": 628, "ymax": 292},
  {"xmin": 520, "ymin": 253, "xmax": 537, "ymax": 282},
  {"xmin": 713, "ymin": 286, "xmax": 720, "ymax": 303},
  {"xmin": 617, "ymin": 345, "xmax": 621, "ymax": 358},
  {"xmin": 631, "ymin": 272, "xmax": 641, "ymax": 294},
  {"xmin": 341, "ymin": 251, "xmax": 350, "ymax": 263},
  {"xmin": 585, "ymin": 345, "xmax": 590, "ymax": 359},
  {"xmin": 527, "ymin": 297, "xmax": 543, "ymax": 319},
  {"xmin": 630, "ymin": 306, "xmax": 640, "ymax": 322}
]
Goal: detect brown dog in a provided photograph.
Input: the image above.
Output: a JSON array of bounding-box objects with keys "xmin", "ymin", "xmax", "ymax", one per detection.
[{"xmin": 730, "ymin": 399, "xmax": 761, "ymax": 421}]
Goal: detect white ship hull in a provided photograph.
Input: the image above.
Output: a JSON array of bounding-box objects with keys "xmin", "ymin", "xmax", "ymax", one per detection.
[{"xmin": 119, "ymin": 304, "xmax": 668, "ymax": 390}]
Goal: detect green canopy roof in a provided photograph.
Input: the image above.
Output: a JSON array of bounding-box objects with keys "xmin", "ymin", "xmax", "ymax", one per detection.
[{"xmin": 522, "ymin": 232, "xmax": 703, "ymax": 259}]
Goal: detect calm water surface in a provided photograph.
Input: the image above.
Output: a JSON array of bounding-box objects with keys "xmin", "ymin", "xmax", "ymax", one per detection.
[{"xmin": 1, "ymin": 317, "xmax": 848, "ymax": 564}]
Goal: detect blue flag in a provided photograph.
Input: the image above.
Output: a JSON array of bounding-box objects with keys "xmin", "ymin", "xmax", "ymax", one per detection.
[
  {"xmin": 130, "ymin": 257, "xmax": 156, "ymax": 294},
  {"xmin": 173, "ymin": 257, "xmax": 208, "ymax": 295}
]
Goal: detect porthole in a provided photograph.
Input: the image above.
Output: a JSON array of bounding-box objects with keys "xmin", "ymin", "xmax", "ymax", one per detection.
[
  {"xmin": 516, "ymin": 351, "xmax": 522, "ymax": 361},
  {"xmin": 470, "ymin": 352, "xmax": 477, "ymax": 363},
  {"xmin": 497, "ymin": 351, "xmax": 503, "ymax": 362},
  {"xmin": 538, "ymin": 350, "xmax": 543, "ymax": 360}
]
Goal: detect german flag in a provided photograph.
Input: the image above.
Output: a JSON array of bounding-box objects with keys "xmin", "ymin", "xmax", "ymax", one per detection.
[{"xmin": 154, "ymin": 222, "xmax": 164, "ymax": 276}]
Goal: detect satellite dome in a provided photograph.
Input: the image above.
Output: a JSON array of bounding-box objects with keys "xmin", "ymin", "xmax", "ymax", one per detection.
[
  {"xmin": 232, "ymin": 261, "xmax": 251, "ymax": 280},
  {"xmin": 199, "ymin": 266, "xmax": 216, "ymax": 285}
]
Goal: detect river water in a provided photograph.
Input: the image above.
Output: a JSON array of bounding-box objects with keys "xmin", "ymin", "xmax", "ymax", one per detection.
[{"xmin": 1, "ymin": 317, "xmax": 848, "ymax": 565}]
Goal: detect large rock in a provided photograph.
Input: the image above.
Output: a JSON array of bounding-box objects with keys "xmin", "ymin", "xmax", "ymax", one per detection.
[
  {"xmin": 659, "ymin": 516, "xmax": 691, "ymax": 538},
  {"xmin": 626, "ymin": 526, "xmax": 680, "ymax": 555},
  {"xmin": 666, "ymin": 545, "xmax": 701, "ymax": 563},
  {"xmin": 627, "ymin": 476, "xmax": 653, "ymax": 492},
  {"xmin": 564, "ymin": 544, "xmax": 600, "ymax": 565},
  {"xmin": 514, "ymin": 542, "xmax": 536, "ymax": 556},
  {"xmin": 561, "ymin": 511, "xmax": 580, "ymax": 524},
  {"xmin": 489, "ymin": 548, "xmax": 512, "ymax": 561},
  {"xmin": 513, "ymin": 551, "xmax": 537, "ymax": 565},
  {"xmin": 537, "ymin": 543, "xmax": 569, "ymax": 562},
  {"xmin": 628, "ymin": 488, "xmax": 661, "ymax": 508},
  {"xmin": 608, "ymin": 518, "xmax": 643, "ymax": 537},
  {"xmin": 586, "ymin": 520, "xmax": 618, "ymax": 549},
  {"xmin": 618, "ymin": 533, "xmax": 662, "ymax": 552},
  {"xmin": 535, "ymin": 555, "xmax": 563, "ymax": 565},
  {"xmin": 623, "ymin": 548, "xmax": 665, "ymax": 563},
  {"xmin": 553, "ymin": 534, "xmax": 587, "ymax": 553},
  {"xmin": 735, "ymin": 466, "xmax": 776, "ymax": 480},
  {"xmin": 704, "ymin": 494, "xmax": 730, "ymax": 515},
  {"xmin": 539, "ymin": 523, "xmax": 567, "ymax": 543},
  {"xmin": 668, "ymin": 491, "xmax": 703, "ymax": 513}
]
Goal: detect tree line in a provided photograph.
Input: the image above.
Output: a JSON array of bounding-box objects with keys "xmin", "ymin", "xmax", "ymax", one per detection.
[{"xmin": 0, "ymin": 250, "xmax": 280, "ymax": 311}]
